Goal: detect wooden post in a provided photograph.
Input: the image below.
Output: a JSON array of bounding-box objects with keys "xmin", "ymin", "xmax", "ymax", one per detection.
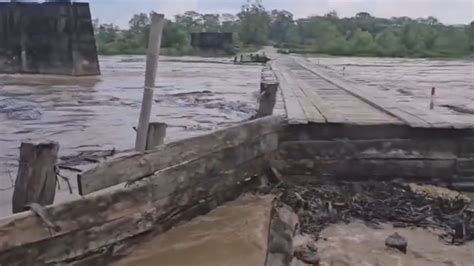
[
  {"xmin": 256, "ymin": 83, "xmax": 278, "ymax": 118},
  {"xmin": 146, "ymin": 122, "xmax": 167, "ymax": 150},
  {"xmin": 256, "ymin": 67, "xmax": 279, "ymax": 118},
  {"xmin": 12, "ymin": 141, "xmax": 59, "ymax": 214},
  {"xmin": 135, "ymin": 13, "xmax": 165, "ymax": 152},
  {"xmin": 430, "ymin": 87, "xmax": 436, "ymax": 110}
]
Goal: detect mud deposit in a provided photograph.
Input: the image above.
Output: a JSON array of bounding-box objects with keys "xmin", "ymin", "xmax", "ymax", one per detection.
[
  {"xmin": 275, "ymin": 181, "xmax": 473, "ymax": 244},
  {"xmin": 0, "ymin": 56, "xmax": 262, "ymax": 215},
  {"xmin": 275, "ymin": 181, "xmax": 474, "ymax": 265},
  {"xmin": 317, "ymin": 221, "xmax": 474, "ymax": 266}
]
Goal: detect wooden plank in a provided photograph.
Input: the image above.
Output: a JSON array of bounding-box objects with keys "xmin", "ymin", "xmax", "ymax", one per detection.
[
  {"xmin": 272, "ymin": 61, "xmax": 308, "ymax": 124},
  {"xmin": 0, "ymin": 156, "xmax": 272, "ymax": 265},
  {"xmin": 289, "ymin": 72, "xmax": 347, "ymax": 123},
  {"xmin": 295, "ymin": 58, "xmax": 434, "ymax": 128},
  {"xmin": 278, "ymin": 139, "xmax": 458, "ymax": 160},
  {"xmin": 401, "ymin": 105, "xmax": 452, "ymax": 128},
  {"xmin": 273, "ymin": 159, "xmax": 456, "ymax": 180},
  {"xmin": 0, "ymin": 134, "xmax": 278, "ymax": 264},
  {"xmin": 280, "ymin": 70, "xmax": 326, "ymax": 123},
  {"xmin": 459, "ymin": 138, "xmax": 474, "ymax": 157},
  {"xmin": 456, "ymin": 158, "xmax": 474, "ymax": 176},
  {"xmin": 449, "ymin": 182, "xmax": 474, "ymax": 192},
  {"xmin": 78, "ymin": 116, "xmax": 282, "ymax": 195},
  {"xmin": 281, "ymin": 123, "xmax": 474, "ymax": 143}
]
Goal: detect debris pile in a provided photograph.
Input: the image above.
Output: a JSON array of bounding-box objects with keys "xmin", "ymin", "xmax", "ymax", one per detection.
[
  {"xmin": 58, "ymin": 148, "xmax": 118, "ymax": 169},
  {"xmin": 273, "ymin": 181, "xmax": 473, "ymax": 245}
]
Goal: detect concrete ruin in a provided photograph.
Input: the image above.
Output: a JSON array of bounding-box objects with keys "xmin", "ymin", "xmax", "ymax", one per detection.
[
  {"xmin": 0, "ymin": 1, "xmax": 100, "ymax": 76},
  {"xmin": 190, "ymin": 32, "xmax": 235, "ymax": 56}
]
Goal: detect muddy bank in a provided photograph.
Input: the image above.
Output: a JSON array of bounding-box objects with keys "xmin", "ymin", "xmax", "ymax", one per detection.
[
  {"xmin": 317, "ymin": 221, "xmax": 474, "ymax": 266},
  {"xmin": 274, "ymin": 181, "xmax": 473, "ymax": 244},
  {"xmin": 269, "ymin": 180, "xmax": 474, "ymax": 265},
  {"xmin": 0, "ymin": 55, "xmax": 262, "ymax": 216}
]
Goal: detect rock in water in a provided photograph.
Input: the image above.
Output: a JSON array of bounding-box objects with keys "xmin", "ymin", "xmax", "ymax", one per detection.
[
  {"xmin": 385, "ymin": 233, "xmax": 408, "ymax": 253},
  {"xmin": 295, "ymin": 250, "xmax": 320, "ymax": 265}
]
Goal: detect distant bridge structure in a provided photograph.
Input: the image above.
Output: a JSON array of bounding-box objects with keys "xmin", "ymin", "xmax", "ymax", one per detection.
[{"xmin": 0, "ymin": 0, "xmax": 100, "ymax": 76}]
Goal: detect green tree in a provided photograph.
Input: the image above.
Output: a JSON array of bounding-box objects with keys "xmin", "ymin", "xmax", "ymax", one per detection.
[
  {"xmin": 96, "ymin": 23, "xmax": 119, "ymax": 44},
  {"xmin": 284, "ymin": 24, "xmax": 301, "ymax": 45},
  {"xmin": 221, "ymin": 13, "xmax": 240, "ymax": 33},
  {"xmin": 348, "ymin": 28, "xmax": 379, "ymax": 54},
  {"xmin": 402, "ymin": 23, "xmax": 426, "ymax": 52},
  {"xmin": 175, "ymin": 11, "xmax": 204, "ymax": 32},
  {"xmin": 238, "ymin": 0, "xmax": 271, "ymax": 45},
  {"xmin": 315, "ymin": 21, "xmax": 345, "ymax": 51},
  {"xmin": 162, "ymin": 21, "xmax": 190, "ymax": 48},
  {"xmin": 433, "ymin": 27, "xmax": 470, "ymax": 56},
  {"xmin": 92, "ymin": 3, "xmax": 473, "ymax": 58},
  {"xmin": 202, "ymin": 14, "xmax": 221, "ymax": 32},
  {"xmin": 129, "ymin": 13, "xmax": 150, "ymax": 33},
  {"xmin": 376, "ymin": 27, "xmax": 404, "ymax": 56},
  {"xmin": 466, "ymin": 22, "xmax": 474, "ymax": 52},
  {"xmin": 269, "ymin": 10, "xmax": 294, "ymax": 44}
]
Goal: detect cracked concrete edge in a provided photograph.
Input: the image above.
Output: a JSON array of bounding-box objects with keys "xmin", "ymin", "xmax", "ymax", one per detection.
[{"xmin": 266, "ymin": 202, "xmax": 310, "ymax": 266}]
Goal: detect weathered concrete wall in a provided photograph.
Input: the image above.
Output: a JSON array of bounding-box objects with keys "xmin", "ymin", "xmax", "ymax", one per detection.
[
  {"xmin": 275, "ymin": 124, "xmax": 474, "ymax": 190},
  {"xmin": 190, "ymin": 32, "xmax": 235, "ymax": 55},
  {"xmin": 0, "ymin": 2, "xmax": 100, "ymax": 76}
]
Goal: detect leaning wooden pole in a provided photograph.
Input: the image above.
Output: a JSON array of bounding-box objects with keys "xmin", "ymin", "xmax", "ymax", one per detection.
[{"xmin": 135, "ymin": 13, "xmax": 165, "ymax": 152}]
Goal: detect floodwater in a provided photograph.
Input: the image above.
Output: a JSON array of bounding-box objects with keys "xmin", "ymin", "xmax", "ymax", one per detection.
[
  {"xmin": 112, "ymin": 194, "xmax": 273, "ymax": 266},
  {"xmin": 307, "ymin": 56, "xmax": 474, "ymax": 123},
  {"xmin": 0, "ymin": 55, "xmax": 473, "ymax": 216},
  {"xmin": 0, "ymin": 56, "xmax": 262, "ymax": 215},
  {"xmin": 317, "ymin": 221, "xmax": 474, "ymax": 266}
]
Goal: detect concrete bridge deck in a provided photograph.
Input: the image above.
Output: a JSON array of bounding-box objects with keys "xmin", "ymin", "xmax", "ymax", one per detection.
[{"xmin": 273, "ymin": 56, "xmax": 474, "ymax": 129}]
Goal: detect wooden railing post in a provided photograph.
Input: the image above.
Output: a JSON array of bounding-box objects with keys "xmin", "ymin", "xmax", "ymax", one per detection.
[
  {"xmin": 135, "ymin": 13, "xmax": 165, "ymax": 152},
  {"xmin": 12, "ymin": 141, "xmax": 59, "ymax": 213},
  {"xmin": 255, "ymin": 66, "xmax": 279, "ymax": 118},
  {"xmin": 146, "ymin": 122, "xmax": 167, "ymax": 150}
]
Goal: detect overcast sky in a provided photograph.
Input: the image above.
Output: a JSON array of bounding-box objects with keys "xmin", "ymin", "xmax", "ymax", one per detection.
[{"xmin": 57, "ymin": 0, "xmax": 474, "ymax": 27}]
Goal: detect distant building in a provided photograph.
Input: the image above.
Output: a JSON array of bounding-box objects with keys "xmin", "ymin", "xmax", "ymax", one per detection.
[
  {"xmin": 0, "ymin": 1, "xmax": 100, "ymax": 76},
  {"xmin": 190, "ymin": 32, "xmax": 234, "ymax": 56}
]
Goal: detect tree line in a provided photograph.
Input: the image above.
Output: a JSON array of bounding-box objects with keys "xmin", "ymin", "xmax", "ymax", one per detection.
[{"xmin": 93, "ymin": 0, "xmax": 474, "ymax": 57}]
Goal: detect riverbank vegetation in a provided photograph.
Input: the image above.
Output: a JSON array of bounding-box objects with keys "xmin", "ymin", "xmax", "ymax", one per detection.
[{"xmin": 93, "ymin": 0, "xmax": 474, "ymax": 58}]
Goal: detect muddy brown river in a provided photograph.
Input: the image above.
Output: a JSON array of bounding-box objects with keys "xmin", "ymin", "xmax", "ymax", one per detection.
[
  {"xmin": 0, "ymin": 56, "xmax": 262, "ymax": 215},
  {"xmin": 0, "ymin": 55, "xmax": 473, "ymax": 216}
]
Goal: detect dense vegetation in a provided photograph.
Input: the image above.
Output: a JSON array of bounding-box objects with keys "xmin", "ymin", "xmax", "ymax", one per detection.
[{"xmin": 94, "ymin": 0, "xmax": 474, "ymax": 57}]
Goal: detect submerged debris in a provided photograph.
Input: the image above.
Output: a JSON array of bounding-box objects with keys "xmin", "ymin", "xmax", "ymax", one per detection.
[
  {"xmin": 385, "ymin": 233, "xmax": 408, "ymax": 253},
  {"xmin": 59, "ymin": 148, "xmax": 118, "ymax": 167},
  {"xmin": 295, "ymin": 250, "xmax": 320, "ymax": 265},
  {"xmin": 273, "ymin": 181, "xmax": 473, "ymax": 245},
  {"xmin": 441, "ymin": 104, "xmax": 474, "ymax": 115}
]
